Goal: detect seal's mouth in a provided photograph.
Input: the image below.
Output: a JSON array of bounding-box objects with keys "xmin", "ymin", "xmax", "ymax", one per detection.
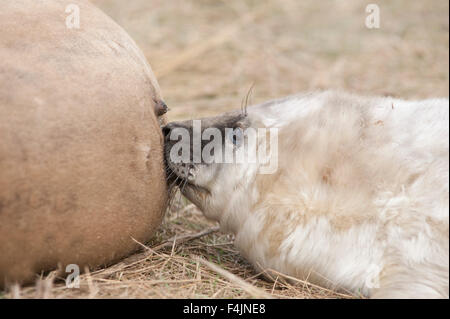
[{"xmin": 164, "ymin": 157, "xmax": 210, "ymax": 196}]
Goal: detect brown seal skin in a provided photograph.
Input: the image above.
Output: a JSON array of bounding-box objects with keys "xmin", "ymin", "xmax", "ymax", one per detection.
[{"xmin": 0, "ymin": 0, "xmax": 168, "ymax": 287}]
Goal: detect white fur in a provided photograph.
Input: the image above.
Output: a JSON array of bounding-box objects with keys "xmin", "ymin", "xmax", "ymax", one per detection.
[{"xmin": 179, "ymin": 91, "xmax": 449, "ymax": 298}]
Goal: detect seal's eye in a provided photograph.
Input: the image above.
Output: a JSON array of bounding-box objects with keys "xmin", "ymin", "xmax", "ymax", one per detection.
[{"xmin": 227, "ymin": 127, "xmax": 244, "ymax": 147}]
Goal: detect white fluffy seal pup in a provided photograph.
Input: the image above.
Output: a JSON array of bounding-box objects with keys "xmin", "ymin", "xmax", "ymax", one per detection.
[{"xmin": 163, "ymin": 91, "xmax": 449, "ymax": 298}]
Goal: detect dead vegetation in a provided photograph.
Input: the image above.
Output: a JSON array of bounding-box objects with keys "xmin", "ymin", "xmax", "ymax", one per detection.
[
  {"xmin": 2, "ymin": 0, "xmax": 448, "ymax": 299},
  {"xmin": 91, "ymin": 0, "xmax": 449, "ymax": 120},
  {"xmin": 4, "ymin": 198, "xmax": 356, "ymax": 299}
]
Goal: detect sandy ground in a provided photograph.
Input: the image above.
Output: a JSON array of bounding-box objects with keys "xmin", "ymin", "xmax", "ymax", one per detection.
[{"xmin": 4, "ymin": 0, "xmax": 448, "ymax": 299}]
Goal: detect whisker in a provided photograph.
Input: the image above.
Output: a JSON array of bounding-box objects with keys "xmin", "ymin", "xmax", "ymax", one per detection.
[
  {"xmin": 243, "ymin": 83, "xmax": 255, "ymax": 117},
  {"xmin": 175, "ymin": 177, "xmax": 189, "ymax": 211},
  {"xmin": 166, "ymin": 175, "xmax": 181, "ymax": 211},
  {"xmin": 181, "ymin": 178, "xmax": 189, "ymax": 193},
  {"xmin": 165, "ymin": 170, "xmax": 176, "ymax": 182}
]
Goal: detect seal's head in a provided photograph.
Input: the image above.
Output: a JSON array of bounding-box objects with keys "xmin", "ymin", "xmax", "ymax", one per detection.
[{"xmin": 163, "ymin": 107, "xmax": 278, "ymax": 230}]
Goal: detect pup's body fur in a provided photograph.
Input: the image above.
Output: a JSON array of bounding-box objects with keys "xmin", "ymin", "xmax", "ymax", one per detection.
[{"xmin": 165, "ymin": 91, "xmax": 449, "ymax": 298}]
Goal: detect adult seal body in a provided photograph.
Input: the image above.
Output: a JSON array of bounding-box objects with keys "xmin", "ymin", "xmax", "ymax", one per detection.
[
  {"xmin": 164, "ymin": 91, "xmax": 449, "ymax": 298},
  {"xmin": 0, "ymin": 0, "xmax": 168, "ymax": 286}
]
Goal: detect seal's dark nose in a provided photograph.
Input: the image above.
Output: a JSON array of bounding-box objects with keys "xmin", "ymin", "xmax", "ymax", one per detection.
[{"xmin": 162, "ymin": 123, "xmax": 176, "ymax": 140}]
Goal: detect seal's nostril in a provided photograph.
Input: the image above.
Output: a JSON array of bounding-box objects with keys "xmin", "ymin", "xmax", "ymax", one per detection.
[{"xmin": 162, "ymin": 125, "xmax": 172, "ymax": 138}]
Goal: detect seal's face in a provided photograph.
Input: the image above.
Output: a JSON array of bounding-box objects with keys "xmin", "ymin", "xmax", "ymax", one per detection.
[{"xmin": 163, "ymin": 109, "xmax": 269, "ymax": 226}]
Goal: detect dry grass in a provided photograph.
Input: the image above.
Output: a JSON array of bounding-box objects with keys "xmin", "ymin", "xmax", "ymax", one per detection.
[
  {"xmin": 3, "ymin": 0, "xmax": 448, "ymax": 299},
  {"xmin": 91, "ymin": 0, "xmax": 448, "ymax": 120},
  {"xmin": 4, "ymin": 196, "xmax": 356, "ymax": 299}
]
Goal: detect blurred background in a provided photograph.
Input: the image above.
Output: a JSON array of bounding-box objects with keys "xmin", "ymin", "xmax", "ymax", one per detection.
[{"xmin": 92, "ymin": 0, "xmax": 449, "ymax": 121}]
